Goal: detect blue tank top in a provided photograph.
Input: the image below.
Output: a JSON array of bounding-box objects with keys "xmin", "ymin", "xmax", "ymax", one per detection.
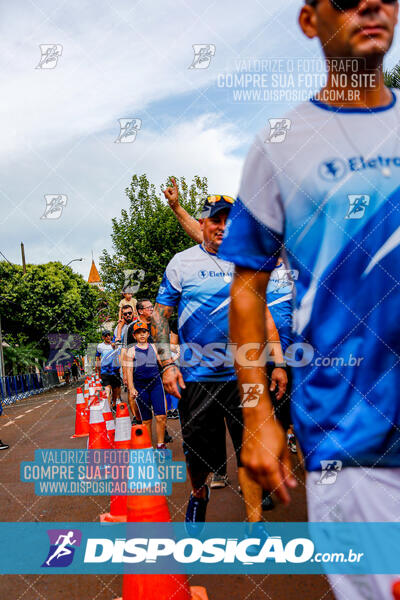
[{"xmin": 133, "ymin": 344, "xmax": 159, "ymax": 382}]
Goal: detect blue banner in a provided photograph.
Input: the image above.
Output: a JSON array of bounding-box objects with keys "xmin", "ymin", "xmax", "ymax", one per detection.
[{"xmin": 0, "ymin": 522, "xmax": 399, "ymax": 574}]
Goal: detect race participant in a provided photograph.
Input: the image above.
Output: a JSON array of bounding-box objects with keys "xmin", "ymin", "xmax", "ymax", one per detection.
[
  {"xmin": 152, "ymin": 194, "xmax": 273, "ymax": 527},
  {"xmin": 95, "ymin": 331, "xmax": 121, "ymax": 410},
  {"xmin": 71, "ymin": 360, "xmax": 79, "ymax": 383},
  {"xmin": 126, "ymin": 321, "xmax": 167, "ymax": 449},
  {"xmin": 115, "ymin": 290, "xmax": 137, "ymax": 349},
  {"xmin": 218, "ymin": 1, "xmax": 400, "ymax": 597},
  {"xmin": 63, "ymin": 365, "xmax": 71, "ymax": 385},
  {"xmin": 166, "ymin": 316, "xmax": 180, "ymax": 419},
  {"xmin": 113, "ymin": 304, "xmax": 134, "ymax": 345},
  {"xmin": 122, "ymin": 299, "xmax": 154, "ymax": 351},
  {"xmin": 122, "ymin": 300, "xmax": 174, "ymax": 442},
  {"xmin": 164, "ymin": 180, "xmax": 292, "ymax": 492},
  {"xmin": 117, "ymin": 290, "xmax": 138, "ymax": 325}
]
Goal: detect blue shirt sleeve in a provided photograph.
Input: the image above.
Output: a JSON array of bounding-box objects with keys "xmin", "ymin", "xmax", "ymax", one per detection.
[{"xmin": 156, "ymin": 256, "xmax": 182, "ymax": 307}]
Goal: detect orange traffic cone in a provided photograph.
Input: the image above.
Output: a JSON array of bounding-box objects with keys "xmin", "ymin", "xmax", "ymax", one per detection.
[
  {"xmin": 88, "ymin": 402, "xmax": 112, "ymax": 450},
  {"xmin": 100, "ymin": 402, "xmax": 132, "ymax": 523},
  {"xmin": 101, "ymin": 391, "xmax": 115, "ymax": 445},
  {"xmin": 71, "ymin": 387, "xmax": 89, "ymax": 438},
  {"xmin": 393, "ymin": 581, "xmax": 400, "ymax": 599},
  {"xmin": 115, "ymin": 425, "xmax": 209, "ymax": 600},
  {"xmin": 88, "ymin": 384, "xmax": 97, "ymax": 407}
]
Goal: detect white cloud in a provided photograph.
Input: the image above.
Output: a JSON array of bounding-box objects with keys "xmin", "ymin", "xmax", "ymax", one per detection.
[{"xmin": 1, "ymin": 0, "xmax": 399, "ymax": 280}]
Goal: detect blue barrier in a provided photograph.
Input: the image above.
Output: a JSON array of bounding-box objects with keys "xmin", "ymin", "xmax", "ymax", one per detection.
[{"xmin": 0, "ymin": 370, "xmax": 60, "ymax": 407}]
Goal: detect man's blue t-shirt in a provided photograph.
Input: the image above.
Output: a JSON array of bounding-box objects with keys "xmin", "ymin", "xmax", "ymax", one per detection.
[
  {"xmin": 156, "ymin": 244, "xmax": 235, "ymax": 382},
  {"xmin": 219, "ymin": 91, "xmax": 400, "ymax": 471},
  {"xmin": 96, "ymin": 342, "xmax": 120, "ymax": 376},
  {"xmin": 156, "ymin": 245, "xmax": 294, "ymax": 382}
]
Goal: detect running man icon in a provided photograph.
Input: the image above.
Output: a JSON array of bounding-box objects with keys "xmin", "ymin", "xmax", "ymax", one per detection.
[{"xmin": 42, "ymin": 529, "xmax": 81, "ymax": 568}]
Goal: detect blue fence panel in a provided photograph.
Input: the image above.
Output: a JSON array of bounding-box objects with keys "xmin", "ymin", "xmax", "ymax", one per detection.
[{"xmin": 0, "ymin": 370, "xmax": 60, "ymax": 407}]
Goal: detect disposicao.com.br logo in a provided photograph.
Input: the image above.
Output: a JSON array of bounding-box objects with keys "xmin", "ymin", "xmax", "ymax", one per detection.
[
  {"xmin": 83, "ymin": 536, "xmax": 362, "ymax": 566},
  {"xmin": 42, "ymin": 529, "xmax": 81, "ymax": 568}
]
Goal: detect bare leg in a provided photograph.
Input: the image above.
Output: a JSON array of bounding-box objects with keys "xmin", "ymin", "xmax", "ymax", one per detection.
[
  {"xmin": 142, "ymin": 419, "xmax": 153, "ymax": 445},
  {"xmin": 155, "ymin": 414, "xmax": 167, "ymax": 445},
  {"xmin": 238, "ymin": 467, "xmax": 263, "ymax": 523}
]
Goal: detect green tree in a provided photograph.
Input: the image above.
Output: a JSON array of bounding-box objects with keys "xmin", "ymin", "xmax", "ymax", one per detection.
[
  {"xmin": 3, "ymin": 342, "xmax": 45, "ymax": 376},
  {"xmin": 0, "ymin": 261, "xmax": 99, "ymax": 366},
  {"xmin": 100, "ymin": 174, "xmax": 207, "ymax": 305},
  {"xmin": 384, "ymin": 63, "xmax": 400, "ymax": 88}
]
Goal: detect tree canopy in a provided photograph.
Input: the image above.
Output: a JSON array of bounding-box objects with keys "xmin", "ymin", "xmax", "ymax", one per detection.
[
  {"xmin": 100, "ymin": 174, "xmax": 207, "ymax": 308},
  {"xmin": 0, "ymin": 261, "xmax": 99, "ymax": 373}
]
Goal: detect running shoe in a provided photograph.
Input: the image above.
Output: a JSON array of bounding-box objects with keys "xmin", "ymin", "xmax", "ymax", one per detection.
[
  {"xmin": 261, "ymin": 491, "xmax": 275, "ymax": 511},
  {"xmin": 185, "ymin": 485, "xmax": 210, "ymax": 533},
  {"xmin": 244, "ymin": 521, "xmax": 270, "ymax": 557},
  {"xmin": 171, "ymin": 409, "xmax": 180, "ymax": 419},
  {"xmin": 287, "ymin": 433, "xmax": 297, "ymax": 454},
  {"xmin": 210, "ymin": 473, "xmax": 229, "ymax": 489},
  {"xmin": 167, "ymin": 410, "xmax": 174, "ymax": 419},
  {"xmin": 0, "ymin": 440, "xmax": 9, "ymax": 450},
  {"xmin": 164, "ymin": 429, "xmax": 173, "ymax": 444}
]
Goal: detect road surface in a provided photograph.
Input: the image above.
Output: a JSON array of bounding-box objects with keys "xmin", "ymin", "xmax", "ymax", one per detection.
[{"xmin": 0, "ymin": 383, "xmax": 334, "ymax": 600}]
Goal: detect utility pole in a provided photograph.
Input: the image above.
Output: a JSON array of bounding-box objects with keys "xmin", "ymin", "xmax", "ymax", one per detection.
[{"xmin": 21, "ymin": 242, "xmax": 26, "ymax": 274}]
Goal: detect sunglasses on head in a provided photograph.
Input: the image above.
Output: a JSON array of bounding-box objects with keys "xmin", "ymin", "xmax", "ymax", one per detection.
[
  {"xmin": 307, "ymin": 0, "xmax": 396, "ymax": 10},
  {"xmin": 206, "ymin": 195, "xmax": 235, "ymax": 204}
]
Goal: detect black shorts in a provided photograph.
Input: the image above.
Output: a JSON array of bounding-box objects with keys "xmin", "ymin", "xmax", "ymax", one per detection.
[
  {"xmin": 101, "ymin": 373, "xmax": 121, "ymax": 389},
  {"xmin": 178, "ymin": 380, "xmax": 244, "ymax": 474}
]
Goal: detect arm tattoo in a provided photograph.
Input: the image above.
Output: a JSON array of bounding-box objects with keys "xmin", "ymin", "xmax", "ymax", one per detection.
[{"xmin": 151, "ymin": 303, "xmax": 174, "ymax": 363}]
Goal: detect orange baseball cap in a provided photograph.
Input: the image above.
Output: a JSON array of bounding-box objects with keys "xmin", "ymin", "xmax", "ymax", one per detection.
[{"xmin": 133, "ymin": 321, "xmax": 148, "ymax": 333}]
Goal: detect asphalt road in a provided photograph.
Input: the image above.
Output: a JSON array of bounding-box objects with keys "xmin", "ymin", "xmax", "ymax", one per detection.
[{"xmin": 0, "ymin": 382, "xmax": 334, "ymax": 600}]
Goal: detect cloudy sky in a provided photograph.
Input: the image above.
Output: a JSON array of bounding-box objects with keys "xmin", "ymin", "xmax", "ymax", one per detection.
[{"xmin": 1, "ymin": 0, "xmax": 399, "ymax": 278}]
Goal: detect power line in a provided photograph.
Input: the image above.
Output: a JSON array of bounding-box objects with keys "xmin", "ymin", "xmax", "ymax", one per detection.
[{"xmin": 0, "ymin": 250, "xmax": 12, "ymax": 265}]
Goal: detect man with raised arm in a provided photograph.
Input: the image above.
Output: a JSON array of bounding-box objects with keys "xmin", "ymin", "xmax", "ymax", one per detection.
[{"xmin": 152, "ymin": 194, "xmax": 272, "ymax": 530}]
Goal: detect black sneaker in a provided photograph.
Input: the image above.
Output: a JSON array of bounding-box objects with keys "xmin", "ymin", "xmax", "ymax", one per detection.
[
  {"xmin": 261, "ymin": 491, "xmax": 275, "ymax": 511},
  {"xmin": 0, "ymin": 440, "xmax": 9, "ymax": 450},
  {"xmin": 164, "ymin": 429, "xmax": 173, "ymax": 444},
  {"xmin": 167, "ymin": 410, "xmax": 174, "ymax": 419},
  {"xmin": 171, "ymin": 409, "xmax": 180, "ymax": 419},
  {"xmin": 185, "ymin": 485, "xmax": 210, "ymax": 534}
]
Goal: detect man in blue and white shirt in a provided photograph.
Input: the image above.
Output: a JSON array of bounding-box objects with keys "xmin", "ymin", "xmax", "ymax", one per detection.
[
  {"xmin": 153, "ymin": 194, "xmax": 272, "ymax": 528},
  {"xmin": 96, "ymin": 331, "xmax": 121, "ymax": 409},
  {"xmin": 219, "ymin": 1, "xmax": 400, "ymax": 597}
]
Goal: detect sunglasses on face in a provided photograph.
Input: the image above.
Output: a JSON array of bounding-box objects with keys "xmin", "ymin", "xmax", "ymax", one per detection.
[
  {"xmin": 123, "ymin": 311, "xmax": 133, "ymax": 316},
  {"xmin": 307, "ymin": 0, "xmax": 396, "ymax": 10}
]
